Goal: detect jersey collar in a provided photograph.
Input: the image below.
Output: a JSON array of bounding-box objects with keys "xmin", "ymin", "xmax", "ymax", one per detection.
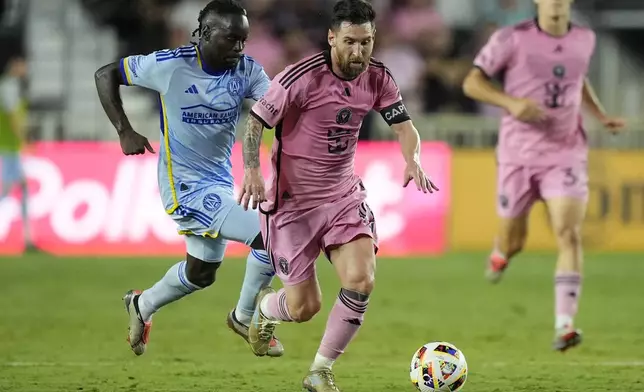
[
  {"xmin": 195, "ymin": 45, "xmax": 231, "ymax": 76},
  {"xmin": 534, "ymin": 17, "xmax": 572, "ymax": 37}
]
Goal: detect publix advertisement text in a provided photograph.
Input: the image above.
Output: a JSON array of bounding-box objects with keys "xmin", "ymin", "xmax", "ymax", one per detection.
[
  {"xmin": 2, "ymin": 143, "xmax": 643, "ymax": 255},
  {"xmin": 0, "ymin": 142, "xmax": 450, "ymax": 256}
]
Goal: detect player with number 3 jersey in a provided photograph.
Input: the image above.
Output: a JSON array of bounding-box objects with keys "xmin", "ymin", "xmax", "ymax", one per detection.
[{"xmin": 463, "ymin": 0, "xmax": 625, "ymax": 352}]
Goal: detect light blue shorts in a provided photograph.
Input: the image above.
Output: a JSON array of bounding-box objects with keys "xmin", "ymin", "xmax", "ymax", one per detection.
[
  {"xmin": 170, "ymin": 186, "xmax": 261, "ymax": 262},
  {"xmin": 1, "ymin": 152, "xmax": 25, "ymax": 189}
]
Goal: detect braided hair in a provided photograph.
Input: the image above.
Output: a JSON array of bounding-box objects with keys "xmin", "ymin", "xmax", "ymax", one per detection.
[{"xmin": 190, "ymin": 0, "xmax": 247, "ymax": 44}]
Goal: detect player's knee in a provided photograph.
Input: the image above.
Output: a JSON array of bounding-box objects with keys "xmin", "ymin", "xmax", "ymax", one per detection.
[
  {"xmin": 342, "ymin": 268, "xmax": 375, "ymax": 295},
  {"xmin": 286, "ymin": 291, "xmax": 322, "ymax": 323},
  {"xmin": 185, "ymin": 255, "xmax": 222, "ymax": 288},
  {"xmin": 554, "ymin": 225, "xmax": 582, "ymax": 248},
  {"xmin": 287, "ymin": 297, "xmax": 322, "ymax": 323}
]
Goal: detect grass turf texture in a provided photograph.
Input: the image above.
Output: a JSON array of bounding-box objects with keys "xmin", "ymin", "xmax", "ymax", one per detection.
[{"xmin": 1, "ymin": 253, "xmax": 643, "ymax": 391}]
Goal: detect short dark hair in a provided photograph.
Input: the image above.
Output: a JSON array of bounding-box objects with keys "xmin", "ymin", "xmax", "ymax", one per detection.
[
  {"xmin": 330, "ymin": 0, "xmax": 376, "ymax": 30},
  {"xmin": 191, "ymin": 0, "xmax": 247, "ymax": 39}
]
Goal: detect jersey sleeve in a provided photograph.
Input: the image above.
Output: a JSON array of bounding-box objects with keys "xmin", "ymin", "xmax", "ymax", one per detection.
[
  {"xmin": 374, "ymin": 70, "xmax": 411, "ymax": 126},
  {"xmin": 473, "ymin": 27, "xmax": 515, "ymax": 78},
  {"xmin": 249, "ymin": 68, "xmax": 301, "ymax": 129},
  {"xmin": 119, "ymin": 52, "xmax": 173, "ymax": 94},
  {"xmin": 246, "ymin": 61, "xmax": 271, "ymax": 101}
]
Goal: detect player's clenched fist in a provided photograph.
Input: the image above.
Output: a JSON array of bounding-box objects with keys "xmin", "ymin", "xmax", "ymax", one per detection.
[
  {"xmin": 508, "ymin": 98, "xmax": 545, "ymax": 123},
  {"xmin": 403, "ymin": 161, "xmax": 439, "ymax": 194},
  {"xmin": 238, "ymin": 168, "xmax": 266, "ymax": 210},
  {"xmin": 119, "ymin": 128, "xmax": 155, "ymax": 155}
]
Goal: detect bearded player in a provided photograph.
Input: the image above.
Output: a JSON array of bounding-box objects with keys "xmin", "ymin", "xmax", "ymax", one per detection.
[
  {"xmin": 95, "ymin": 0, "xmax": 283, "ymax": 357},
  {"xmin": 463, "ymin": 0, "xmax": 625, "ymax": 352},
  {"xmin": 238, "ymin": 0, "xmax": 438, "ymax": 390}
]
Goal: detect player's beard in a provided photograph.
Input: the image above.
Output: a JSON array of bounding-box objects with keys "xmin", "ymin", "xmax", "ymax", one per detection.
[{"xmin": 340, "ymin": 55, "xmax": 368, "ymax": 79}]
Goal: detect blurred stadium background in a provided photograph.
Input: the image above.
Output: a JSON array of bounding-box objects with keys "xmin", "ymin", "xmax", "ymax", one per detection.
[{"xmin": 1, "ymin": 1, "xmax": 644, "ymax": 391}]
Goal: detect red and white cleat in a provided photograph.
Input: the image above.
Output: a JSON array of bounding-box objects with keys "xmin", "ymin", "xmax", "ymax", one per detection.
[
  {"xmin": 486, "ymin": 254, "xmax": 509, "ymax": 284},
  {"xmin": 123, "ymin": 290, "xmax": 152, "ymax": 356}
]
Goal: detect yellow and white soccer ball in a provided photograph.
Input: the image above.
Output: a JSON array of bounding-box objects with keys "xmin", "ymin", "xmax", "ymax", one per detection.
[{"xmin": 410, "ymin": 342, "xmax": 468, "ymax": 392}]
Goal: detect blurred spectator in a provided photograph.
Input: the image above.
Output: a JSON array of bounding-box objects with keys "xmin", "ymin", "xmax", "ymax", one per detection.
[
  {"xmin": 0, "ymin": 54, "xmax": 33, "ymax": 249},
  {"xmin": 392, "ymin": 0, "xmax": 446, "ymax": 43},
  {"xmin": 244, "ymin": 21, "xmax": 285, "ymax": 77},
  {"xmin": 88, "ymin": 0, "xmax": 499, "ymax": 119},
  {"xmin": 373, "ymin": 25, "xmax": 424, "ymax": 114},
  {"xmin": 476, "ymin": 0, "xmax": 534, "ymax": 26},
  {"xmin": 169, "ymin": 0, "xmax": 206, "ymax": 47}
]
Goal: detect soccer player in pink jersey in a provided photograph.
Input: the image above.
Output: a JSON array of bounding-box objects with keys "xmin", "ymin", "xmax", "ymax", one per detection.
[
  {"xmin": 237, "ymin": 0, "xmax": 438, "ymax": 390},
  {"xmin": 463, "ymin": 0, "xmax": 625, "ymax": 352}
]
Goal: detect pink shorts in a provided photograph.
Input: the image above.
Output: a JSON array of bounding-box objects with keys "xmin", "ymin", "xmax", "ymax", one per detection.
[
  {"xmin": 496, "ymin": 164, "xmax": 588, "ymax": 218},
  {"xmin": 260, "ymin": 186, "xmax": 378, "ymax": 286}
]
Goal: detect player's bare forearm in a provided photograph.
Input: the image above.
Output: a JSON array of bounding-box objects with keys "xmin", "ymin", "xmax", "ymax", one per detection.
[
  {"xmin": 94, "ymin": 62, "xmax": 134, "ymax": 136},
  {"xmin": 582, "ymin": 78, "xmax": 607, "ymax": 121},
  {"xmin": 392, "ymin": 120, "xmax": 421, "ymax": 164},
  {"xmin": 243, "ymin": 115, "xmax": 264, "ymax": 169},
  {"xmin": 462, "ymin": 68, "xmax": 516, "ymax": 110}
]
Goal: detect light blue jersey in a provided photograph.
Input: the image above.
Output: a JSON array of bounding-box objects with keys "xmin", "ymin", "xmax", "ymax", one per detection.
[
  {"xmin": 119, "ymin": 45, "xmax": 270, "ymax": 249},
  {"xmin": 119, "ymin": 45, "xmax": 269, "ymax": 213}
]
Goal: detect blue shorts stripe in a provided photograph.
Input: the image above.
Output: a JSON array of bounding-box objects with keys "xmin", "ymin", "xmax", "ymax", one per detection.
[
  {"xmin": 181, "ymin": 206, "xmax": 213, "ymax": 227},
  {"xmin": 251, "ymin": 249, "xmax": 271, "ymax": 264}
]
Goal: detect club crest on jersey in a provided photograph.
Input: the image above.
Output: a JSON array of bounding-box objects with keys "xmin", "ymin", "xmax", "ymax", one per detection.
[
  {"xmin": 227, "ymin": 76, "xmax": 242, "ymax": 97},
  {"xmin": 202, "ymin": 193, "xmax": 222, "ymax": 212},
  {"xmin": 553, "ymin": 65, "xmax": 566, "ymax": 79},
  {"xmin": 336, "ymin": 108, "xmax": 352, "ymax": 125},
  {"xmin": 277, "ymin": 257, "xmax": 290, "ymax": 275}
]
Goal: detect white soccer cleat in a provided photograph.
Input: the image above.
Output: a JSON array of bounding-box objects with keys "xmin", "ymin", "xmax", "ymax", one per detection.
[
  {"xmin": 226, "ymin": 308, "xmax": 284, "ymax": 357},
  {"xmin": 123, "ymin": 289, "xmax": 152, "ymax": 356}
]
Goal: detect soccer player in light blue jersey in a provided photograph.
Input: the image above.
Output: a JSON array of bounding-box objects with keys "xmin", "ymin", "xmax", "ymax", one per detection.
[{"xmin": 94, "ymin": 0, "xmax": 283, "ymax": 358}]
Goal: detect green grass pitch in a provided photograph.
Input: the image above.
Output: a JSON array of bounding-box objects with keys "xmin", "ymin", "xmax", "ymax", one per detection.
[{"xmin": 1, "ymin": 253, "xmax": 643, "ymax": 391}]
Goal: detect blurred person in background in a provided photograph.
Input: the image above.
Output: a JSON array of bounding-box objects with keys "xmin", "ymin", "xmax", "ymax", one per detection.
[
  {"xmin": 392, "ymin": 0, "xmax": 445, "ymax": 43},
  {"xmin": 417, "ymin": 26, "xmax": 474, "ymax": 113},
  {"xmin": 463, "ymin": 0, "xmax": 626, "ymax": 352},
  {"xmin": 477, "ymin": 0, "xmax": 535, "ymax": 27},
  {"xmin": 169, "ymin": 0, "xmax": 208, "ymax": 48},
  {"xmin": 0, "ymin": 54, "xmax": 34, "ymax": 252},
  {"xmin": 373, "ymin": 25, "xmax": 424, "ymax": 114}
]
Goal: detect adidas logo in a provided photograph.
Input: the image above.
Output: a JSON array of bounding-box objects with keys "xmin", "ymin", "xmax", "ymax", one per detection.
[{"xmin": 184, "ymin": 84, "xmax": 199, "ymax": 94}]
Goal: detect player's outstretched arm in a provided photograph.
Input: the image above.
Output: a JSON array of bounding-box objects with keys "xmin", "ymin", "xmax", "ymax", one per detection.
[
  {"xmin": 390, "ymin": 120, "xmax": 439, "ymax": 194},
  {"xmin": 581, "ymin": 78, "xmax": 626, "ymax": 133},
  {"xmin": 95, "ymin": 62, "xmax": 154, "ymax": 155},
  {"xmin": 238, "ymin": 115, "xmax": 266, "ymax": 210}
]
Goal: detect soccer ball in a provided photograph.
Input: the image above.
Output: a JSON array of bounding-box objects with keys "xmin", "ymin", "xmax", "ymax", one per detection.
[{"xmin": 409, "ymin": 342, "xmax": 468, "ymax": 392}]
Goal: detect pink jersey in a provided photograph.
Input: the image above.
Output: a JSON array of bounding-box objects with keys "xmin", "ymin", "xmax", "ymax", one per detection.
[
  {"xmin": 474, "ymin": 19, "xmax": 596, "ymax": 166},
  {"xmin": 251, "ymin": 51, "xmax": 404, "ymax": 212}
]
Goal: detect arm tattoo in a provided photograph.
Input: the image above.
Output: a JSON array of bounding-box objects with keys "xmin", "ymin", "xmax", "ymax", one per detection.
[{"xmin": 243, "ymin": 115, "xmax": 264, "ymax": 169}]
